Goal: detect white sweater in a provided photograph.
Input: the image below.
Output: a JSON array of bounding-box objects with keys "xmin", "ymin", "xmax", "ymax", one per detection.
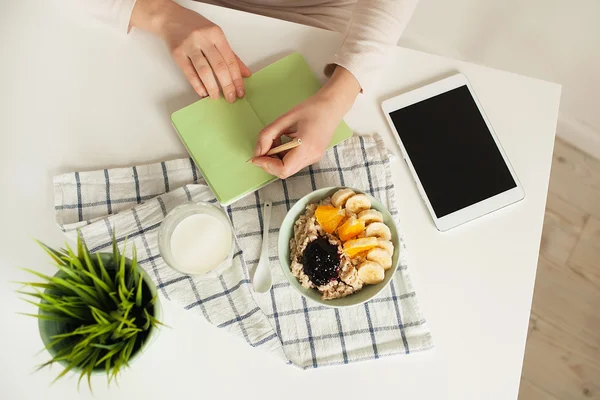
[{"xmin": 89, "ymin": 0, "xmax": 419, "ymax": 91}]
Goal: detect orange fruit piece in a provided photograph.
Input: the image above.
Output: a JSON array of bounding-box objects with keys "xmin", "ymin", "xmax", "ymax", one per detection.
[
  {"xmin": 338, "ymin": 216, "xmax": 365, "ymax": 242},
  {"xmin": 343, "ymin": 237, "xmax": 378, "ymax": 258},
  {"xmin": 315, "ymin": 205, "xmax": 345, "ymax": 234}
]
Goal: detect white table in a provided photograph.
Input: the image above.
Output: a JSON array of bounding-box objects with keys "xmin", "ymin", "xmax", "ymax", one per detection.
[{"xmin": 0, "ymin": 0, "xmax": 561, "ymax": 399}]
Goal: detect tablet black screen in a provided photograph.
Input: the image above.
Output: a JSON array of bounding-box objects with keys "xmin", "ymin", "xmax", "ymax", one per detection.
[{"xmin": 389, "ymin": 85, "xmax": 516, "ymax": 218}]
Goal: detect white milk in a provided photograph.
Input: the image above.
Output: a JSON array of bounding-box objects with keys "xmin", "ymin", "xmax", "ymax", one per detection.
[{"xmin": 169, "ymin": 214, "xmax": 232, "ymax": 274}]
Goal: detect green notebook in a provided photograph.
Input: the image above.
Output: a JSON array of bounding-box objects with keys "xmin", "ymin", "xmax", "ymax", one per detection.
[{"xmin": 170, "ymin": 53, "xmax": 354, "ymax": 205}]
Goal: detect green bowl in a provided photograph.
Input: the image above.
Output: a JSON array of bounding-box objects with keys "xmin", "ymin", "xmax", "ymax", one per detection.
[{"xmin": 278, "ymin": 187, "xmax": 400, "ymax": 308}]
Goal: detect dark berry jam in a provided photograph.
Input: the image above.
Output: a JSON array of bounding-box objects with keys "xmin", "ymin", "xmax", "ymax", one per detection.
[{"xmin": 302, "ymin": 237, "xmax": 341, "ymax": 286}]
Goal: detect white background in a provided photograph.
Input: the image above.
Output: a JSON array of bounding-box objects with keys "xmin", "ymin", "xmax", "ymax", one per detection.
[
  {"xmin": 400, "ymin": 0, "xmax": 600, "ymax": 159},
  {"xmin": 0, "ymin": 0, "xmax": 560, "ymax": 398}
]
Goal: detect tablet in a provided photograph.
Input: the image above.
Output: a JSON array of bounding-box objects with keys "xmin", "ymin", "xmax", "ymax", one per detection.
[{"xmin": 382, "ymin": 73, "xmax": 524, "ymax": 231}]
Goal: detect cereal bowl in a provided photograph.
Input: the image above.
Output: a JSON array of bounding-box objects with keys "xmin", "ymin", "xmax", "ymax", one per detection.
[{"xmin": 277, "ymin": 187, "xmax": 400, "ymax": 308}]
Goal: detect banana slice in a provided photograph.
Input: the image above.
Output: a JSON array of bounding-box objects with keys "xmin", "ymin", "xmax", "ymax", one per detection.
[
  {"xmin": 376, "ymin": 240, "xmax": 394, "ymax": 257},
  {"xmin": 358, "ymin": 209, "xmax": 383, "ymax": 224},
  {"xmin": 366, "ymin": 248, "xmax": 392, "ymax": 270},
  {"xmin": 365, "ymin": 222, "xmax": 392, "ymax": 241},
  {"xmin": 331, "ymin": 188, "xmax": 356, "ymax": 208},
  {"xmin": 345, "ymin": 194, "xmax": 371, "ymax": 214},
  {"xmin": 357, "ymin": 261, "xmax": 385, "ymax": 285},
  {"xmin": 345, "ymin": 209, "xmax": 357, "ymax": 218}
]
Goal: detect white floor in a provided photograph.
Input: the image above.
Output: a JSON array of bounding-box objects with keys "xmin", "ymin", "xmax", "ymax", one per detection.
[{"xmin": 400, "ymin": 0, "xmax": 600, "ymax": 159}]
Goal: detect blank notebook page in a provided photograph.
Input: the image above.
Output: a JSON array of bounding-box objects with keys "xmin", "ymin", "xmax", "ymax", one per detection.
[{"xmin": 171, "ymin": 98, "xmax": 272, "ymax": 204}]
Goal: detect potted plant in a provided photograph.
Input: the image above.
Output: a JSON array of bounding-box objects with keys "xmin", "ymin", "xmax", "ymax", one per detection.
[{"xmin": 18, "ymin": 233, "xmax": 162, "ymax": 390}]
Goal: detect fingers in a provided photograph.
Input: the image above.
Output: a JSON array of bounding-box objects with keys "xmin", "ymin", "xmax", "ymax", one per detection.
[
  {"xmin": 171, "ymin": 20, "xmax": 250, "ymax": 101},
  {"xmin": 236, "ymin": 54, "xmax": 252, "ymax": 78},
  {"xmin": 189, "ymin": 50, "xmax": 220, "ymax": 100},
  {"xmin": 214, "ymin": 40, "xmax": 246, "ymax": 99},
  {"xmin": 203, "ymin": 45, "xmax": 237, "ymax": 103},
  {"xmin": 252, "ymin": 148, "xmax": 312, "ymax": 179},
  {"xmin": 254, "ymin": 112, "xmax": 296, "ymax": 157},
  {"xmin": 252, "ymin": 156, "xmax": 285, "ymax": 177},
  {"xmin": 173, "ymin": 53, "xmax": 208, "ymax": 98}
]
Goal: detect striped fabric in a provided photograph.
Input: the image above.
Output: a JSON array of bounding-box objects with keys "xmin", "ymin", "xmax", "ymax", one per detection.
[{"xmin": 53, "ymin": 134, "xmax": 433, "ymax": 368}]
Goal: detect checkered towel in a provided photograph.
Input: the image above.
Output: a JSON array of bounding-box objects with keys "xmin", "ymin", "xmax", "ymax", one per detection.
[{"xmin": 53, "ymin": 134, "xmax": 433, "ymax": 368}]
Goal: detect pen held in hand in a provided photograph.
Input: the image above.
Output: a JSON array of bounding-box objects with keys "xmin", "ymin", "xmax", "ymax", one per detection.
[
  {"xmin": 266, "ymin": 138, "xmax": 302, "ymax": 156},
  {"xmin": 248, "ymin": 138, "xmax": 302, "ymax": 162}
]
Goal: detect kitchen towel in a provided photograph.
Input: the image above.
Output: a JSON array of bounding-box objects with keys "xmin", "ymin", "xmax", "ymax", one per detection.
[{"xmin": 53, "ymin": 134, "xmax": 433, "ymax": 368}]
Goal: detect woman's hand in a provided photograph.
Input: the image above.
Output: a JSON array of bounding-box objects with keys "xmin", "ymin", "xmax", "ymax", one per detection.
[
  {"xmin": 131, "ymin": 0, "xmax": 251, "ymax": 102},
  {"xmin": 251, "ymin": 66, "xmax": 361, "ymax": 179}
]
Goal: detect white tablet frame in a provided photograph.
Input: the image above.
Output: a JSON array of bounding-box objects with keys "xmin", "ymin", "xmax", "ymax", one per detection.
[{"xmin": 382, "ymin": 73, "xmax": 525, "ymax": 231}]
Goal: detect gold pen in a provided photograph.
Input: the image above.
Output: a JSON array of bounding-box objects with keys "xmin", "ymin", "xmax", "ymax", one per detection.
[{"xmin": 248, "ymin": 138, "xmax": 302, "ymax": 162}]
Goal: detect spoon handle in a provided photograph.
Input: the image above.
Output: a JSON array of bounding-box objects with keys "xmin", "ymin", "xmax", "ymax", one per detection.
[{"xmin": 261, "ymin": 201, "xmax": 272, "ymax": 256}]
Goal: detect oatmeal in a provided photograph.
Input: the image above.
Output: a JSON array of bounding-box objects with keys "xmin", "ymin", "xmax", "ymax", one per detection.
[{"xmin": 289, "ymin": 188, "xmax": 395, "ymax": 300}]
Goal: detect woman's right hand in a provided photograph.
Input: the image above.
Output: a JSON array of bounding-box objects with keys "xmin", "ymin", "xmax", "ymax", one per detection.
[{"xmin": 131, "ymin": 0, "xmax": 251, "ymax": 102}]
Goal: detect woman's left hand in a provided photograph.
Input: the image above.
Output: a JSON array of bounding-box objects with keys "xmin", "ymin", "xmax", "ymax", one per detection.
[{"xmin": 251, "ymin": 66, "xmax": 361, "ymax": 179}]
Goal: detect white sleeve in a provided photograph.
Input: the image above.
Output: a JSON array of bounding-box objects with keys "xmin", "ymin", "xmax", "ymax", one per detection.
[
  {"xmin": 325, "ymin": 0, "xmax": 420, "ymax": 92},
  {"xmin": 85, "ymin": 0, "xmax": 138, "ymax": 33}
]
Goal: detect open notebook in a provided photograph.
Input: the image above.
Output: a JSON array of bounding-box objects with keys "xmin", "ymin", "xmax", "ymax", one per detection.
[{"xmin": 171, "ymin": 53, "xmax": 354, "ymax": 205}]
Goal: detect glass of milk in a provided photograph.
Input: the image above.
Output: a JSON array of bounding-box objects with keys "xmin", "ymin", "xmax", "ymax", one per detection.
[{"xmin": 158, "ymin": 202, "xmax": 234, "ymax": 275}]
